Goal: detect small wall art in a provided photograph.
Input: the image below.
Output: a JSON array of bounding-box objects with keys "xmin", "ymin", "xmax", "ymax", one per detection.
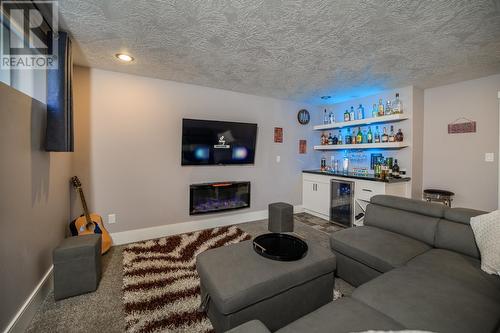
[
  {"xmin": 448, "ymin": 118, "xmax": 476, "ymax": 134},
  {"xmin": 299, "ymin": 139, "xmax": 307, "ymax": 154},
  {"xmin": 274, "ymin": 127, "xmax": 283, "ymax": 143}
]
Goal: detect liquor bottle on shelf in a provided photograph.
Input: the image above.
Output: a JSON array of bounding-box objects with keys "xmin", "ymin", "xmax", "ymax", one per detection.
[
  {"xmin": 363, "ymin": 128, "xmax": 368, "ymax": 143},
  {"xmin": 333, "ymin": 160, "xmax": 339, "ymax": 173},
  {"xmin": 321, "ymin": 155, "xmax": 327, "ymax": 171},
  {"xmin": 349, "ymin": 106, "xmax": 355, "ymax": 121},
  {"xmin": 396, "ymin": 128, "xmax": 404, "ymax": 142},
  {"xmin": 372, "ymin": 104, "xmax": 378, "ymax": 118},
  {"xmin": 344, "ymin": 109, "xmax": 350, "ymax": 122},
  {"xmin": 357, "ymin": 104, "xmax": 364, "ymax": 120},
  {"xmin": 377, "ymin": 158, "xmax": 383, "ymax": 178},
  {"xmin": 328, "ymin": 132, "xmax": 333, "ymax": 145},
  {"xmin": 345, "ymin": 128, "xmax": 352, "ymax": 144},
  {"xmin": 356, "ymin": 127, "xmax": 363, "ymax": 144},
  {"xmin": 342, "ymin": 152, "xmax": 349, "ymax": 173},
  {"xmin": 321, "ymin": 132, "xmax": 327, "ymax": 145},
  {"xmin": 380, "ymin": 159, "xmax": 388, "ymax": 180},
  {"xmin": 374, "ymin": 126, "xmax": 381, "ymax": 143},
  {"xmin": 392, "ymin": 159, "xmax": 400, "ymax": 178},
  {"xmin": 323, "ymin": 109, "xmax": 329, "ymax": 124},
  {"xmin": 378, "ymin": 99, "xmax": 384, "ymax": 116},
  {"xmin": 386, "ymin": 157, "xmax": 393, "ymax": 173},
  {"xmin": 367, "ymin": 127, "xmax": 373, "ymax": 143},
  {"xmin": 374, "ymin": 162, "xmax": 381, "ymax": 178},
  {"xmin": 337, "ymin": 130, "xmax": 343, "ymax": 145},
  {"xmin": 329, "ymin": 112, "xmax": 335, "ymax": 124},
  {"xmin": 385, "ymin": 100, "xmax": 392, "ymax": 115},
  {"xmin": 392, "ymin": 93, "xmax": 403, "ymax": 114},
  {"xmin": 381, "ymin": 127, "xmax": 389, "ymax": 143},
  {"xmin": 388, "ymin": 125, "xmax": 395, "ymax": 142},
  {"xmin": 332, "ymin": 132, "xmax": 338, "ymax": 145}
]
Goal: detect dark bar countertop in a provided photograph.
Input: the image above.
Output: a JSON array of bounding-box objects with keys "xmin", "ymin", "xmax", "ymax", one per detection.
[{"xmin": 303, "ymin": 170, "xmax": 411, "ymax": 183}]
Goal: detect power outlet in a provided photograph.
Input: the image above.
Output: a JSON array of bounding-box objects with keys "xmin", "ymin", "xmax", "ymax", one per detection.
[
  {"xmin": 276, "ymin": 155, "xmax": 281, "ymax": 163},
  {"xmin": 108, "ymin": 214, "xmax": 116, "ymax": 224},
  {"xmin": 485, "ymin": 153, "xmax": 495, "ymax": 162}
]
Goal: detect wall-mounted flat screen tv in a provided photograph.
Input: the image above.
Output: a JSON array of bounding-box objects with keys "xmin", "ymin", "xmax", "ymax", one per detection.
[{"xmin": 181, "ymin": 119, "xmax": 258, "ymax": 165}]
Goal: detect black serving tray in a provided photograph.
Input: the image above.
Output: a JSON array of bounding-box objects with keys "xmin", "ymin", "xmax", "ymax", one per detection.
[{"xmin": 253, "ymin": 233, "xmax": 308, "ymax": 261}]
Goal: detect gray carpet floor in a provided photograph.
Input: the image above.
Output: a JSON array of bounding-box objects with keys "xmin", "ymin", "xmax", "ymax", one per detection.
[{"xmin": 26, "ymin": 213, "xmax": 353, "ymax": 333}]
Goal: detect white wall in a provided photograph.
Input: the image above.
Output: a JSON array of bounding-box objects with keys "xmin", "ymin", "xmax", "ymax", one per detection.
[
  {"xmin": 423, "ymin": 74, "xmax": 500, "ymax": 211},
  {"xmin": 72, "ymin": 67, "xmax": 317, "ymax": 233}
]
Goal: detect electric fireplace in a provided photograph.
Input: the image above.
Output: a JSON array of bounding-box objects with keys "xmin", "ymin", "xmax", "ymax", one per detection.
[{"xmin": 189, "ymin": 181, "xmax": 250, "ymax": 215}]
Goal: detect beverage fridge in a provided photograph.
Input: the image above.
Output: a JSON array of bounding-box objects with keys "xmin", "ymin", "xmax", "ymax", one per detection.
[{"xmin": 330, "ymin": 179, "xmax": 354, "ymax": 227}]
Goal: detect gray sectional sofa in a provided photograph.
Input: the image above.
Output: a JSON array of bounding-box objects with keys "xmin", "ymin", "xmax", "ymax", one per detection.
[{"xmin": 228, "ymin": 195, "xmax": 500, "ymax": 333}]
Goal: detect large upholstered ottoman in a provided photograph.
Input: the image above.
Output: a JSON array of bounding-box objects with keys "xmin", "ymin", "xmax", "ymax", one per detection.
[{"xmin": 196, "ymin": 240, "xmax": 336, "ymax": 332}]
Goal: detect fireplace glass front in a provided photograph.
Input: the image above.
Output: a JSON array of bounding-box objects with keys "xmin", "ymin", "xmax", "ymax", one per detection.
[{"xmin": 189, "ymin": 181, "xmax": 250, "ymax": 215}]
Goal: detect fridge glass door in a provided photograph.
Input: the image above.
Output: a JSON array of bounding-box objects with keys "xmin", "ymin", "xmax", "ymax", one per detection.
[{"xmin": 331, "ymin": 180, "xmax": 353, "ymax": 227}]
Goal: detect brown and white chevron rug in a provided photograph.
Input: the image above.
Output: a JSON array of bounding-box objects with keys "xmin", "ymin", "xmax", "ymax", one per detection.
[{"xmin": 122, "ymin": 226, "xmax": 251, "ymax": 333}]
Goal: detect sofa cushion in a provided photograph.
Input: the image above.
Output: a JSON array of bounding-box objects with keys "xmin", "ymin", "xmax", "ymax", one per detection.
[
  {"xmin": 352, "ymin": 250, "xmax": 500, "ymax": 333},
  {"xmin": 444, "ymin": 207, "xmax": 487, "ymax": 224},
  {"xmin": 276, "ymin": 298, "xmax": 404, "ymax": 333},
  {"xmin": 225, "ymin": 320, "xmax": 271, "ymax": 333},
  {"xmin": 330, "ymin": 226, "xmax": 431, "ymax": 273},
  {"xmin": 434, "ymin": 207, "xmax": 485, "ymax": 259},
  {"xmin": 407, "ymin": 249, "xmax": 500, "ymax": 297},
  {"xmin": 196, "ymin": 240, "xmax": 336, "ymax": 315},
  {"xmin": 435, "ymin": 219, "xmax": 480, "ymax": 258},
  {"xmin": 365, "ymin": 204, "xmax": 439, "ymax": 245},
  {"xmin": 371, "ymin": 195, "xmax": 445, "ymax": 218}
]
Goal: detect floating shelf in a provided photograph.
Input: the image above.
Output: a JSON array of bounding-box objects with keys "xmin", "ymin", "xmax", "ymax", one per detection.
[
  {"xmin": 313, "ymin": 114, "xmax": 409, "ymax": 131},
  {"xmin": 314, "ymin": 142, "xmax": 409, "ymax": 150}
]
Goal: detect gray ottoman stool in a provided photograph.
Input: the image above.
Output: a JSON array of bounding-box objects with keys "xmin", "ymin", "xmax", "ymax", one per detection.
[
  {"xmin": 196, "ymin": 240, "xmax": 336, "ymax": 332},
  {"xmin": 268, "ymin": 202, "xmax": 293, "ymax": 232},
  {"xmin": 53, "ymin": 234, "xmax": 102, "ymax": 300}
]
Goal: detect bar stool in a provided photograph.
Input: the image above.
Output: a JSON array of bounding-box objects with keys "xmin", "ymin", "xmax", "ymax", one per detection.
[{"xmin": 423, "ymin": 189, "xmax": 455, "ymax": 207}]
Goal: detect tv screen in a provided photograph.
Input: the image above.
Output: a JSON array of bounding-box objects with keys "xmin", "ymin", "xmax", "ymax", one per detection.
[{"xmin": 181, "ymin": 119, "xmax": 258, "ymax": 165}]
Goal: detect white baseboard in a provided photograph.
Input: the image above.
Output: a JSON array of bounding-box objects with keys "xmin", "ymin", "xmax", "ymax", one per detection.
[
  {"xmin": 4, "ymin": 266, "xmax": 53, "ymax": 333},
  {"xmin": 111, "ymin": 205, "xmax": 304, "ymax": 245}
]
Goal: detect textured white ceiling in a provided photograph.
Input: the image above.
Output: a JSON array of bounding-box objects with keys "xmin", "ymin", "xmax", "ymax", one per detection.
[{"xmin": 59, "ymin": 0, "xmax": 500, "ymax": 103}]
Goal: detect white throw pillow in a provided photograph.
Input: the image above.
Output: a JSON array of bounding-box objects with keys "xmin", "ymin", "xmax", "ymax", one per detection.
[{"xmin": 470, "ymin": 210, "xmax": 500, "ymax": 275}]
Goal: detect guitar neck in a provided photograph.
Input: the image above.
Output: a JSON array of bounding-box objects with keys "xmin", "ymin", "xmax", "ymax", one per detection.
[{"xmin": 78, "ymin": 187, "xmax": 93, "ymax": 226}]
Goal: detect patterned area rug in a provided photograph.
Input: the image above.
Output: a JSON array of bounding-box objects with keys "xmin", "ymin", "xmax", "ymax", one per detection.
[{"xmin": 123, "ymin": 226, "xmax": 251, "ymax": 333}]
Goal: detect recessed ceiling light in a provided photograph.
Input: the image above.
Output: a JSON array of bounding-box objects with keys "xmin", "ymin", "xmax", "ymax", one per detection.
[
  {"xmin": 320, "ymin": 95, "xmax": 332, "ymax": 100},
  {"xmin": 115, "ymin": 53, "xmax": 134, "ymax": 62}
]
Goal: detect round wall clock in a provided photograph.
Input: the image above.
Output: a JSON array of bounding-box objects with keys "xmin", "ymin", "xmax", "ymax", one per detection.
[{"xmin": 297, "ymin": 109, "xmax": 310, "ymax": 125}]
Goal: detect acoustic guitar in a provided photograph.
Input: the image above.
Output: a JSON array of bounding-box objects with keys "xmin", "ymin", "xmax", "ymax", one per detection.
[{"xmin": 70, "ymin": 176, "xmax": 112, "ymax": 254}]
